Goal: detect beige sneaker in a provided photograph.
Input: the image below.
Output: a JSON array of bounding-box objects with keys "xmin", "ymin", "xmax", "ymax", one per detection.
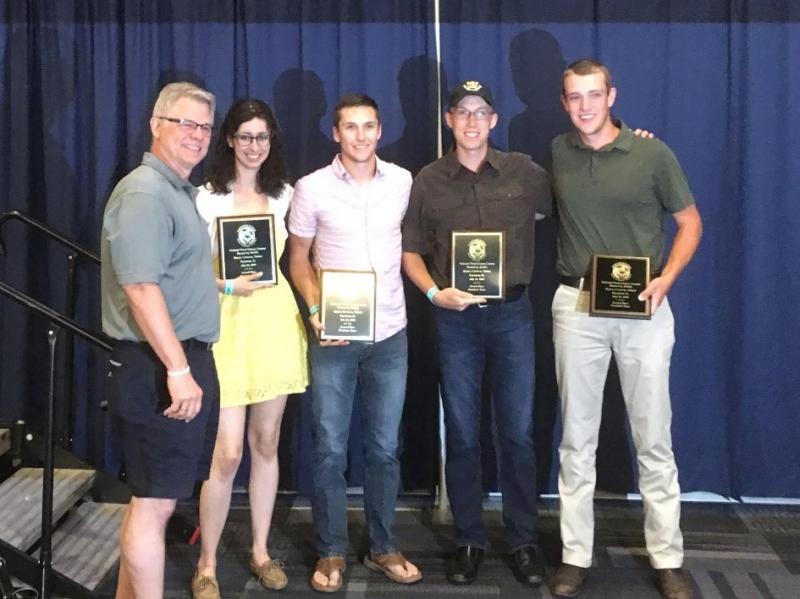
[
  {"xmin": 191, "ymin": 570, "xmax": 220, "ymax": 599},
  {"xmin": 250, "ymin": 557, "xmax": 288, "ymax": 591}
]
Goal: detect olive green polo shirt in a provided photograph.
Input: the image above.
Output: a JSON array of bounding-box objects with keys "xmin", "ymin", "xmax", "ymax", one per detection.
[
  {"xmin": 101, "ymin": 152, "xmax": 220, "ymax": 343},
  {"xmin": 402, "ymin": 148, "xmax": 552, "ymax": 289},
  {"xmin": 552, "ymin": 124, "xmax": 695, "ymax": 277}
]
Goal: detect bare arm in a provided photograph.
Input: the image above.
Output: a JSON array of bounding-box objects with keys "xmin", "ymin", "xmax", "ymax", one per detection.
[
  {"xmin": 288, "ymin": 233, "xmax": 320, "ymax": 309},
  {"xmin": 122, "ymin": 282, "xmax": 203, "ymax": 421},
  {"xmin": 639, "ymin": 204, "xmax": 703, "ymax": 311},
  {"xmin": 401, "ymin": 251, "xmax": 484, "ymax": 311},
  {"xmin": 288, "ymin": 233, "xmax": 347, "ymax": 346}
]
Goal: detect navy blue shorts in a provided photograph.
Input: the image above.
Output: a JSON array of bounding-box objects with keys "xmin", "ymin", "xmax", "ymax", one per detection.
[{"xmin": 105, "ymin": 340, "xmax": 220, "ymax": 499}]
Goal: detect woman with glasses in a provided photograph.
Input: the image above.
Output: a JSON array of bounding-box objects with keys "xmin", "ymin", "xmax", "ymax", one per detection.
[{"xmin": 192, "ymin": 98, "xmax": 308, "ymax": 598}]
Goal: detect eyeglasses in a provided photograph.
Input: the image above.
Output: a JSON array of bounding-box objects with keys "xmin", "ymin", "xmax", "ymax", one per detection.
[
  {"xmin": 155, "ymin": 116, "xmax": 215, "ymax": 136},
  {"xmin": 231, "ymin": 133, "xmax": 272, "ymax": 147},
  {"xmin": 450, "ymin": 107, "xmax": 494, "ymax": 121}
]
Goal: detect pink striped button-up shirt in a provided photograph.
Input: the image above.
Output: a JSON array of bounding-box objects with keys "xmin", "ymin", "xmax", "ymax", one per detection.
[{"xmin": 288, "ymin": 155, "xmax": 412, "ymax": 342}]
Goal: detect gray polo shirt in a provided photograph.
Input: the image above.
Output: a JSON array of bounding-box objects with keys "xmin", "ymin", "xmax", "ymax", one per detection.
[
  {"xmin": 552, "ymin": 124, "xmax": 695, "ymax": 277},
  {"xmin": 101, "ymin": 152, "xmax": 220, "ymax": 343}
]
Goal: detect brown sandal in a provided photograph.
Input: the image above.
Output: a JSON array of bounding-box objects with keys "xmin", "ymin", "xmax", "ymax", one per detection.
[
  {"xmin": 310, "ymin": 556, "xmax": 346, "ymax": 593},
  {"xmin": 363, "ymin": 552, "xmax": 422, "ymax": 584}
]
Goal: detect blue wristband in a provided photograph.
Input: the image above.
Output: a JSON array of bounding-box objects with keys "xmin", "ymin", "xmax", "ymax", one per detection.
[
  {"xmin": 224, "ymin": 280, "xmax": 234, "ymax": 295},
  {"xmin": 425, "ymin": 286, "xmax": 440, "ymax": 303},
  {"xmin": 309, "ymin": 303, "xmax": 320, "ymax": 316}
]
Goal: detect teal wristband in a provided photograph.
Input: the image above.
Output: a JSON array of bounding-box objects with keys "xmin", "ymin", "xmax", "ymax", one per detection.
[
  {"xmin": 425, "ymin": 286, "xmax": 440, "ymax": 303},
  {"xmin": 309, "ymin": 303, "xmax": 320, "ymax": 316},
  {"xmin": 224, "ymin": 280, "xmax": 234, "ymax": 295}
]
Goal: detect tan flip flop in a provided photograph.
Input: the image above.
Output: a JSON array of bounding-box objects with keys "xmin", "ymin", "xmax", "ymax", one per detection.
[
  {"xmin": 363, "ymin": 552, "xmax": 422, "ymax": 584},
  {"xmin": 310, "ymin": 556, "xmax": 346, "ymax": 593}
]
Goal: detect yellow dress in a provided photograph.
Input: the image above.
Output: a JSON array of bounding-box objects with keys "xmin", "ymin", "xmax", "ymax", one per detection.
[{"xmin": 196, "ymin": 184, "xmax": 309, "ymax": 407}]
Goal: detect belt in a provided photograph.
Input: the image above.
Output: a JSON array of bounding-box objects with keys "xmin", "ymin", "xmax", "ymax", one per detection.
[
  {"xmin": 115, "ymin": 337, "xmax": 214, "ymax": 355},
  {"xmin": 559, "ymin": 275, "xmax": 591, "ymax": 290},
  {"xmin": 482, "ymin": 284, "xmax": 527, "ymax": 305},
  {"xmin": 181, "ymin": 338, "xmax": 214, "ymax": 352},
  {"xmin": 559, "ymin": 272, "xmax": 660, "ymax": 290}
]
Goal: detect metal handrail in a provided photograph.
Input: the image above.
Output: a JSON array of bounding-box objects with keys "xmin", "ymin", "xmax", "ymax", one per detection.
[
  {"xmin": 0, "ymin": 280, "xmax": 112, "ymax": 598},
  {"xmin": 0, "ymin": 209, "xmax": 101, "ymax": 451},
  {"xmin": 0, "ymin": 281, "xmax": 111, "ymax": 351},
  {"xmin": 0, "ymin": 212, "xmax": 110, "ymax": 598},
  {"xmin": 0, "ymin": 210, "xmax": 99, "ymax": 263}
]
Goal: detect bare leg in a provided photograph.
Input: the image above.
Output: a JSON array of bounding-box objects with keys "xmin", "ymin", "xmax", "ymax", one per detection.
[
  {"xmin": 196, "ymin": 406, "xmax": 247, "ymax": 576},
  {"xmin": 115, "ymin": 504, "xmax": 134, "ymax": 599},
  {"xmin": 247, "ymin": 395, "xmax": 287, "ymax": 564},
  {"xmin": 116, "ymin": 496, "xmax": 176, "ymax": 598}
]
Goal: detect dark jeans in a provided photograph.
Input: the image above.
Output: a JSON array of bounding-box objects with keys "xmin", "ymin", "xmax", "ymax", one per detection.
[
  {"xmin": 309, "ymin": 328, "xmax": 408, "ymax": 557},
  {"xmin": 435, "ymin": 296, "xmax": 538, "ymax": 550}
]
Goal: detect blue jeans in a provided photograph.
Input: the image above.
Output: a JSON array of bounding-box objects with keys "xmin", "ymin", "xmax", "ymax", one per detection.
[
  {"xmin": 435, "ymin": 296, "xmax": 538, "ymax": 550},
  {"xmin": 309, "ymin": 328, "xmax": 408, "ymax": 557}
]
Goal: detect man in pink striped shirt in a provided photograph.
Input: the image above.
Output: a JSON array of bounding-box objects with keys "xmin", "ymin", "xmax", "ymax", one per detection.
[{"xmin": 288, "ymin": 93, "xmax": 421, "ymax": 592}]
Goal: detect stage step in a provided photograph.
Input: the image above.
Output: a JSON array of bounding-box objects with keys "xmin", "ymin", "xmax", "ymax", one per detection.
[
  {"xmin": 0, "ymin": 428, "xmax": 9, "ymax": 457},
  {"xmin": 46, "ymin": 501, "xmax": 126, "ymax": 590},
  {"xmin": 0, "ymin": 468, "xmax": 95, "ymax": 551}
]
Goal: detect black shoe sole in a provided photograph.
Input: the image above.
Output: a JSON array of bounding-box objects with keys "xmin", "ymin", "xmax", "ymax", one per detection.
[{"xmin": 447, "ymin": 574, "xmax": 477, "ymax": 585}]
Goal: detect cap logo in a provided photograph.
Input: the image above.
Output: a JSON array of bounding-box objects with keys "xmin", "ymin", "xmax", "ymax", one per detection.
[{"xmin": 463, "ymin": 81, "xmax": 483, "ymax": 92}]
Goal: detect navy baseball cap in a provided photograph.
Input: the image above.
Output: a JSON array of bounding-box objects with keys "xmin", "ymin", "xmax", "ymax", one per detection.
[{"xmin": 448, "ymin": 80, "xmax": 495, "ymax": 108}]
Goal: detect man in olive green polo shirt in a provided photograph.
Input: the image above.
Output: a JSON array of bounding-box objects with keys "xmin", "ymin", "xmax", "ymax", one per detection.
[{"xmin": 549, "ymin": 59, "xmax": 702, "ymax": 599}]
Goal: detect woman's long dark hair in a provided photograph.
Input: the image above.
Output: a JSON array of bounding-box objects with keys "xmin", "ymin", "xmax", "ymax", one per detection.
[{"xmin": 205, "ymin": 98, "xmax": 288, "ymax": 197}]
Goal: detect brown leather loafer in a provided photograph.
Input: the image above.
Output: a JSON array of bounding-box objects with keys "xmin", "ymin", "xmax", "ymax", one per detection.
[
  {"xmin": 550, "ymin": 563, "xmax": 588, "ymax": 597},
  {"xmin": 656, "ymin": 568, "xmax": 693, "ymax": 599}
]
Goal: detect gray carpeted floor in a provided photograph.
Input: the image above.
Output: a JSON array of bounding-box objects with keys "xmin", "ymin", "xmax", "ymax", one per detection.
[{"xmin": 98, "ymin": 497, "xmax": 800, "ymax": 598}]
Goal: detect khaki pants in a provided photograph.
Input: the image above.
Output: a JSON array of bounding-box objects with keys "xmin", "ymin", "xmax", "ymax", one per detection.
[{"xmin": 552, "ymin": 284, "xmax": 684, "ymax": 569}]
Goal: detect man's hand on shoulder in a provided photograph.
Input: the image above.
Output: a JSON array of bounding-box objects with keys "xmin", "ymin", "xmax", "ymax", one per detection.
[
  {"xmin": 632, "ymin": 128, "xmax": 655, "ymax": 139},
  {"xmin": 163, "ymin": 372, "xmax": 203, "ymax": 421},
  {"xmin": 433, "ymin": 287, "xmax": 486, "ymax": 311}
]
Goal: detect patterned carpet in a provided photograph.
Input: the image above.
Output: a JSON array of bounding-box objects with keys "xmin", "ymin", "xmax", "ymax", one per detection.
[{"xmin": 98, "ymin": 497, "xmax": 800, "ymax": 598}]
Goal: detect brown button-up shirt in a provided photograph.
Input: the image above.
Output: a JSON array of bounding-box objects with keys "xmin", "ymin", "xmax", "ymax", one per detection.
[{"xmin": 402, "ymin": 148, "xmax": 552, "ymax": 289}]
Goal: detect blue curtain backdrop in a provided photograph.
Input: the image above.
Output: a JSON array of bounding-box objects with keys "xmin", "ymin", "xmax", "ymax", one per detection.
[{"xmin": 0, "ymin": 1, "xmax": 798, "ymax": 499}]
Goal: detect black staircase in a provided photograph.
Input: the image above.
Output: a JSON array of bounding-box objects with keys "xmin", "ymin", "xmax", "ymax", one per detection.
[{"xmin": 0, "ymin": 211, "xmax": 123, "ymax": 599}]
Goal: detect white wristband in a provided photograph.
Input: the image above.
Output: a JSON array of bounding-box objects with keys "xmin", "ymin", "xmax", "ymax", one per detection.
[{"xmin": 167, "ymin": 365, "xmax": 191, "ymax": 377}]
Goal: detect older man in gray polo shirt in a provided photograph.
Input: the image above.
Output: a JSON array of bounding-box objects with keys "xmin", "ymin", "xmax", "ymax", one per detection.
[{"xmin": 101, "ymin": 81, "xmax": 220, "ymax": 599}]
